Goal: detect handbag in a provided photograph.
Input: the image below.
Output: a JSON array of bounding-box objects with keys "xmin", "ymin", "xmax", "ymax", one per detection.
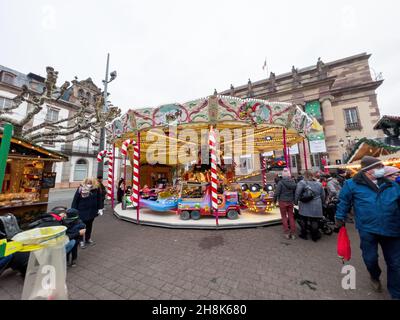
[
  {"xmin": 299, "ymin": 182, "xmax": 315, "ymax": 203},
  {"xmin": 337, "ymin": 226, "xmax": 351, "ymax": 262}
]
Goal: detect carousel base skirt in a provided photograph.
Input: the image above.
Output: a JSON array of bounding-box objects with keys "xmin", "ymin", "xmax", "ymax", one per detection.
[{"xmin": 113, "ymin": 204, "xmax": 282, "ymax": 230}]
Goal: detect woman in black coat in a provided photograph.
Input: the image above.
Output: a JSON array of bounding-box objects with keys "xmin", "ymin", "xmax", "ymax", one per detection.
[
  {"xmin": 117, "ymin": 178, "xmax": 125, "ymax": 203},
  {"xmin": 71, "ymin": 177, "xmax": 102, "ymax": 249}
]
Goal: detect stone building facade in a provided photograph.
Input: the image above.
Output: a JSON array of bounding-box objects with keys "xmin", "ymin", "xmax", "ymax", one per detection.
[{"xmin": 220, "ymin": 52, "xmax": 384, "ymax": 173}]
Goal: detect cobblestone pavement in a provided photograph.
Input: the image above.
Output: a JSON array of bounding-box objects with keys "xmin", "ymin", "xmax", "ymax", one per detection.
[{"xmin": 0, "ymin": 207, "xmax": 391, "ymax": 300}]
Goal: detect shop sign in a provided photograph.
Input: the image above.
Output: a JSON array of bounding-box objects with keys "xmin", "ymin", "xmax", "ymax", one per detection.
[
  {"xmin": 42, "ymin": 172, "xmax": 57, "ymax": 189},
  {"xmin": 309, "ymin": 140, "xmax": 327, "ymax": 153}
]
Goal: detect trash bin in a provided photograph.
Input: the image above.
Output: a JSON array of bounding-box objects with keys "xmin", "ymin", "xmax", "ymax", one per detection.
[{"xmin": 11, "ymin": 226, "xmax": 69, "ymax": 300}]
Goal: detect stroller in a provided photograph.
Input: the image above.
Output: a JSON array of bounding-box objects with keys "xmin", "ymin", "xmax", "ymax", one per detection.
[{"xmin": 293, "ymin": 206, "xmax": 333, "ymax": 236}]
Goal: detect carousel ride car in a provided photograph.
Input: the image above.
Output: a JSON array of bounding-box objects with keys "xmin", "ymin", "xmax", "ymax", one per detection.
[{"xmin": 177, "ymin": 182, "xmax": 240, "ymax": 220}]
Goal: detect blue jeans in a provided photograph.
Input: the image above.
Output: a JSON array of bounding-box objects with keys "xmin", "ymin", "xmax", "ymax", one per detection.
[
  {"xmin": 65, "ymin": 239, "xmax": 76, "ymax": 254},
  {"xmin": 359, "ymin": 230, "xmax": 400, "ymax": 299}
]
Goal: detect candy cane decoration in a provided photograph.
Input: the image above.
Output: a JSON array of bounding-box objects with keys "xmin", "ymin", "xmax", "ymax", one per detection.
[
  {"xmin": 121, "ymin": 138, "xmax": 140, "ymax": 208},
  {"xmin": 209, "ymin": 127, "xmax": 218, "ymax": 225},
  {"xmin": 97, "ymin": 150, "xmax": 113, "ymax": 200},
  {"xmin": 121, "ymin": 138, "xmax": 136, "ymax": 156},
  {"xmin": 262, "ymin": 156, "xmax": 267, "ymax": 187}
]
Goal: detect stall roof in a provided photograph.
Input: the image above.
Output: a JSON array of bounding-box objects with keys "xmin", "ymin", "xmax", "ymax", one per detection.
[
  {"xmin": 0, "ymin": 134, "xmax": 68, "ymax": 161},
  {"xmin": 345, "ymin": 137, "xmax": 400, "ymax": 164},
  {"xmin": 327, "ymin": 150, "xmax": 400, "ymax": 170}
]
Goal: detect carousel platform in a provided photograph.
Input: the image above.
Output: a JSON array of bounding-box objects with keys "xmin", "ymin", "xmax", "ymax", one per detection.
[{"xmin": 113, "ymin": 204, "xmax": 282, "ymax": 229}]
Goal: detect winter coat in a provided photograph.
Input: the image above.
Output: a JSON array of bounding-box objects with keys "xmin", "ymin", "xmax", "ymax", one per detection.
[
  {"xmin": 327, "ymin": 178, "xmax": 341, "ymax": 198},
  {"xmin": 64, "ymin": 219, "xmax": 86, "ymax": 240},
  {"xmin": 274, "ymin": 177, "xmax": 297, "ymax": 203},
  {"xmin": 98, "ymin": 183, "xmax": 106, "ymax": 209},
  {"xmin": 336, "ymin": 172, "xmax": 400, "ymax": 237},
  {"xmin": 295, "ymin": 180, "xmax": 325, "ymax": 218},
  {"xmin": 71, "ymin": 187, "xmax": 102, "ymax": 221}
]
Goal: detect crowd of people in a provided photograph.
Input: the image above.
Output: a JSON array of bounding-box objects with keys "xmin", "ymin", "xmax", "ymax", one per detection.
[
  {"xmin": 273, "ymin": 155, "xmax": 400, "ymax": 299},
  {"xmin": 1, "ymin": 155, "xmax": 400, "ymax": 300}
]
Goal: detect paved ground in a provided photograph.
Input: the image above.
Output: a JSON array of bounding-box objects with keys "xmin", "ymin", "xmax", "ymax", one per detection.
[
  {"xmin": 0, "ymin": 189, "xmax": 392, "ymax": 300},
  {"xmin": 47, "ymin": 188, "xmax": 76, "ymax": 209}
]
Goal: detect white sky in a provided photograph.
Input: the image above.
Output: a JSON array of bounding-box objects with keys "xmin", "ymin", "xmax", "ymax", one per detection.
[{"xmin": 1, "ymin": 0, "xmax": 399, "ymax": 115}]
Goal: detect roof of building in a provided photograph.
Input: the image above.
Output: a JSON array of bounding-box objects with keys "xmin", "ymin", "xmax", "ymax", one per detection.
[
  {"xmin": 221, "ymin": 52, "xmax": 370, "ymax": 93},
  {"xmin": 373, "ymin": 115, "xmax": 400, "ymax": 130}
]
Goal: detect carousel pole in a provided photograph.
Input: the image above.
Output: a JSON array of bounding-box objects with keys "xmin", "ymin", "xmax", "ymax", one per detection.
[
  {"xmin": 136, "ymin": 132, "xmax": 141, "ymax": 223},
  {"xmin": 123, "ymin": 155, "xmax": 127, "ymax": 192},
  {"xmin": 287, "ymin": 145, "xmax": 291, "ymax": 174},
  {"xmin": 282, "ymin": 127, "xmax": 288, "ymax": 169},
  {"xmin": 111, "ymin": 143, "xmax": 116, "ymax": 209},
  {"xmin": 209, "ymin": 126, "xmax": 219, "ymax": 227},
  {"xmin": 302, "ymin": 139, "xmax": 309, "ymax": 171}
]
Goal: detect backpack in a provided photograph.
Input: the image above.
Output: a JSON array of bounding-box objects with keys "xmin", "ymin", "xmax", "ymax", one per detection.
[
  {"xmin": 0, "ymin": 213, "xmax": 22, "ymax": 240},
  {"xmin": 299, "ymin": 182, "xmax": 315, "ymax": 203}
]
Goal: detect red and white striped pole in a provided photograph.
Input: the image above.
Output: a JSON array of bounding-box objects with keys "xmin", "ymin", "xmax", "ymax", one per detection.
[
  {"xmin": 136, "ymin": 132, "xmax": 141, "ymax": 223},
  {"xmin": 260, "ymin": 154, "xmax": 267, "ymax": 187},
  {"xmin": 111, "ymin": 144, "xmax": 116, "ymax": 208},
  {"xmin": 209, "ymin": 126, "xmax": 219, "ymax": 227},
  {"xmin": 97, "ymin": 150, "xmax": 113, "ymax": 200},
  {"xmin": 121, "ymin": 137, "xmax": 140, "ymax": 221}
]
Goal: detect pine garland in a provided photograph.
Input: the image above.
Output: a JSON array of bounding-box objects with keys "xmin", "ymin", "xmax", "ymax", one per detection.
[{"xmin": 345, "ymin": 137, "xmax": 400, "ymax": 163}]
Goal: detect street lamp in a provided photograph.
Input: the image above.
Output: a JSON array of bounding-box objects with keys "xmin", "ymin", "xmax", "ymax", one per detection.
[{"xmin": 97, "ymin": 53, "xmax": 117, "ymax": 178}]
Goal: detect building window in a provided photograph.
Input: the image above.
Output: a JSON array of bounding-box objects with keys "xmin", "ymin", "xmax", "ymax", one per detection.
[
  {"xmin": 46, "ymin": 107, "xmax": 60, "ymax": 122},
  {"xmin": 344, "ymin": 107, "xmax": 362, "ymax": 130},
  {"xmin": 86, "ymin": 92, "xmax": 91, "ymax": 103},
  {"xmin": 0, "ymin": 96, "xmax": 13, "ymax": 110},
  {"xmin": 310, "ymin": 154, "xmax": 322, "ymax": 168},
  {"xmin": 74, "ymin": 159, "xmax": 88, "ymax": 181},
  {"xmin": 290, "ymin": 155, "xmax": 297, "ymax": 168},
  {"xmin": 1, "ymin": 72, "xmax": 16, "ymax": 85}
]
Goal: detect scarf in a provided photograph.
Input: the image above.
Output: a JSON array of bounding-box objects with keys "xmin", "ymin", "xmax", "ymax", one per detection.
[{"xmin": 79, "ymin": 185, "xmax": 93, "ymax": 198}]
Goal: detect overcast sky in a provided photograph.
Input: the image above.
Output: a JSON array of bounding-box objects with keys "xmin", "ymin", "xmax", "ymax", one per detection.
[{"xmin": 1, "ymin": 0, "xmax": 399, "ymax": 116}]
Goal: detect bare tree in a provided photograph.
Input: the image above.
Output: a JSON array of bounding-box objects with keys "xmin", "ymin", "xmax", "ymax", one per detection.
[{"xmin": 0, "ymin": 66, "xmax": 121, "ymax": 145}]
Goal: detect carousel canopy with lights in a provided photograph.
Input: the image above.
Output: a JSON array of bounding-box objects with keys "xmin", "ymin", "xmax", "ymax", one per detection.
[{"xmin": 108, "ymin": 95, "xmax": 321, "ymax": 164}]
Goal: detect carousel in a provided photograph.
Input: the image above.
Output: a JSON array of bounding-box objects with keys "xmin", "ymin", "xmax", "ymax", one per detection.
[{"xmin": 102, "ymin": 94, "xmax": 320, "ymax": 229}]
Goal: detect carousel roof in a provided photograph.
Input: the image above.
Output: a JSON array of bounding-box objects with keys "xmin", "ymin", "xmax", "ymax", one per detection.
[{"xmin": 108, "ymin": 95, "xmax": 321, "ymax": 164}]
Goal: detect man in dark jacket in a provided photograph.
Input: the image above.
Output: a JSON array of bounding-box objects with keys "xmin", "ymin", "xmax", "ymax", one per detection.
[
  {"xmin": 274, "ymin": 168, "xmax": 297, "ymax": 239},
  {"xmin": 336, "ymin": 156, "xmax": 400, "ymax": 299},
  {"xmin": 97, "ymin": 175, "xmax": 107, "ymax": 212}
]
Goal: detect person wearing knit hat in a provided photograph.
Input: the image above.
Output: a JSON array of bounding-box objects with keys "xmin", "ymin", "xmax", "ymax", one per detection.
[
  {"xmin": 335, "ymin": 155, "xmax": 400, "ymax": 299},
  {"xmin": 274, "ymin": 168, "xmax": 297, "ymax": 240}
]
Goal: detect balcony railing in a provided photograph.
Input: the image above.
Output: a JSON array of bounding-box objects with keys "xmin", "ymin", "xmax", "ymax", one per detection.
[
  {"xmin": 345, "ymin": 122, "xmax": 362, "ymax": 131},
  {"xmin": 60, "ymin": 145, "xmax": 98, "ymax": 155}
]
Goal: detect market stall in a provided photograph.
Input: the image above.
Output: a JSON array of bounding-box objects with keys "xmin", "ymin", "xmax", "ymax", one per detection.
[
  {"xmin": 326, "ymin": 137, "xmax": 400, "ymax": 175},
  {"xmin": 106, "ymin": 94, "xmax": 319, "ymax": 229},
  {"xmin": 0, "ymin": 134, "xmax": 68, "ymax": 223}
]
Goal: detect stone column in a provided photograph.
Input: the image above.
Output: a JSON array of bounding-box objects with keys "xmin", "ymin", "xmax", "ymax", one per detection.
[{"xmin": 319, "ymin": 96, "xmax": 341, "ymax": 164}]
